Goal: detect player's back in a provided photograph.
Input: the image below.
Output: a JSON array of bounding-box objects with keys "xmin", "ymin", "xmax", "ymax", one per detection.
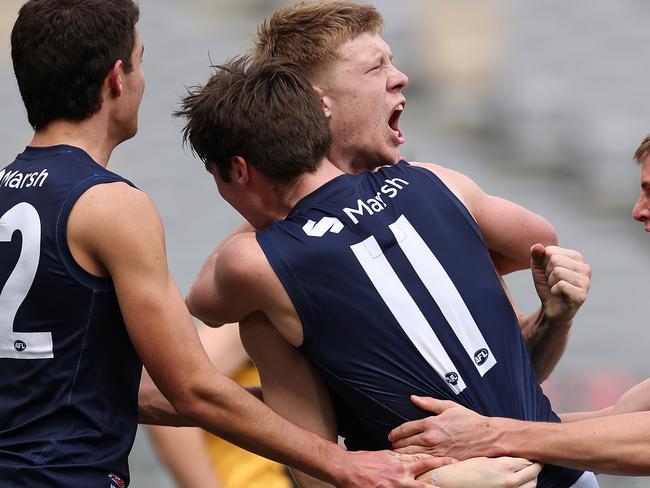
[
  {"xmin": 0, "ymin": 145, "xmax": 141, "ymax": 488},
  {"xmin": 257, "ymin": 161, "xmax": 586, "ymax": 487}
]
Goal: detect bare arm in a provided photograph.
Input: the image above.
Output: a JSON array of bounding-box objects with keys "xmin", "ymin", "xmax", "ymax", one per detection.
[
  {"xmin": 72, "ymin": 183, "xmax": 433, "ymax": 487},
  {"xmin": 187, "ymin": 222, "xmax": 254, "ymax": 327},
  {"xmin": 145, "ymin": 324, "xmax": 250, "ymax": 488},
  {"xmin": 390, "ymin": 396, "xmax": 650, "ymax": 476},
  {"xmin": 239, "ymin": 313, "xmax": 337, "ymax": 488},
  {"xmin": 413, "ymin": 162, "xmax": 557, "ymax": 273},
  {"xmin": 412, "ymin": 163, "xmax": 592, "ymax": 380},
  {"xmin": 506, "ymin": 245, "xmax": 591, "ymax": 381},
  {"xmin": 613, "ymin": 378, "xmax": 650, "ymax": 414}
]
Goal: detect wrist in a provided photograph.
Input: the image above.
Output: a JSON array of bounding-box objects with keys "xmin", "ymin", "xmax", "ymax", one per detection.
[
  {"xmin": 492, "ymin": 417, "xmax": 518, "ymax": 457},
  {"xmin": 544, "ymin": 315, "xmax": 573, "ymax": 331},
  {"xmin": 323, "ymin": 443, "xmax": 352, "ymax": 485}
]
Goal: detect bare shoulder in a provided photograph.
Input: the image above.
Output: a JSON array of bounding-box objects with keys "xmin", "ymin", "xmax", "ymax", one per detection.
[
  {"xmin": 409, "ymin": 161, "xmax": 481, "ymax": 208},
  {"xmin": 203, "ymin": 230, "xmax": 282, "ymax": 325},
  {"xmin": 71, "ymin": 181, "xmax": 162, "ymax": 235},
  {"xmin": 68, "ymin": 181, "xmax": 166, "ymax": 272},
  {"xmin": 216, "ymin": 231, "xmax": 264, "ymax": 273},
  {"xmin": 214, "ymin": 231, "xmax": 272, "ymax": 293}
]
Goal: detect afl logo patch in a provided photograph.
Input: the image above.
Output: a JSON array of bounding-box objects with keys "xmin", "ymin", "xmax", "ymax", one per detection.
[
  {"xmin": 14, "ymin": 340, "xmax": 26, "ymax": 352},
  {"xmin": 444, "ymin": 372, "xmax": 459, "ymax": 386},
  {"xmin": 474, "ymin": 348, "xmax": 489, "ymax": 366}
]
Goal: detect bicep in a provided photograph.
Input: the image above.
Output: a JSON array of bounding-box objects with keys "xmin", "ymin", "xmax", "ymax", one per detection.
[
  {"xmin": 472, "ymin": 193, "xmax": 557, "ymax": 272},
  {"xmin": 81, "ymin": 186, "xmax": 211, "ymax": 401},
  {"xmin": 413, "ymin": 162, "xmax": 557, "ymax": 272},
  {"xmin": 188, "ymin": 234, "xmax": 265, "ymax": 327}
]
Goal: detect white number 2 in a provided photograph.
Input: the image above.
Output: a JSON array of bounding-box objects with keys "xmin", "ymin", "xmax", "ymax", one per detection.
[
  {"xmin": 0, "ymin": 202, "xmax": 53, "ymax": 359},
  {"xmin": 351, "ymin": 215, "xmax": 496, "ymax": 394}
]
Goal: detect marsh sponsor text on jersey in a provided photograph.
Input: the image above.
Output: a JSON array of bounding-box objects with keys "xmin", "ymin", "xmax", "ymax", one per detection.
[
  {"xmin": 343, "ymin": 177, "xmax": 409, "ymax": 224},
  {"xmin": 0, "ymin": 168, "xmax": 49, "ymax": 189}
]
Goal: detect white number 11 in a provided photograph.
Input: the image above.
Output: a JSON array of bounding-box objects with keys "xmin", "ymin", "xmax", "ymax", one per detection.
[
  {"xmin": 0, "ymin": 202, "xmax": 53, "ymax": 359},
  {"xmin": 351, "ymin": 215, "xmax": 496, "ymax": 394}
]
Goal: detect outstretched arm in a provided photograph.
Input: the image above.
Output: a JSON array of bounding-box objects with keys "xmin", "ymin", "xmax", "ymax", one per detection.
[
  {"xmin": 389, "ymin": 396, "xmax": 650, "ymax": 476},
  {"xmin": 73, "ymin": 184, "xmax": 436, "ymax": 487},
  {"xmin": 145, "ymin": 324, "xmax": 250, "ymax": 488}
]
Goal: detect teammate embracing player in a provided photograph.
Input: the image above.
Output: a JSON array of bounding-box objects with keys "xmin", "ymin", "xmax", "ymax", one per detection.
[
  {"xmin": 0, "ymin": 1, "xmax": 443, "ymax": 486},
  {"xmin": 179, "ymin": 53, "xmax": 597, "ymax": 487}
]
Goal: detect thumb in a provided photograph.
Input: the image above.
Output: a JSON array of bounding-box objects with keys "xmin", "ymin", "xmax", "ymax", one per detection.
[
  {"xmin": 410, "ymin": 395, "xmax": 457, "ymax": 414},
  {"xmin": 408, "ymin": 455, "xmax": 456, "ymax": 476},
  {"xmin": 530, "ymin": 243, "xmax": 546, "ymax": 267}
]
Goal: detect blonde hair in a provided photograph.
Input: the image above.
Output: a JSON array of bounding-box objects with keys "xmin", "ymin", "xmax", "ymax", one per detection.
[
  {"xmin": 253, "ymin": 1, "xmax": 383, "ymax": 81},
  {"xmin": 634, "ymin": 134, "xmax": 650, "ymax": 164}
]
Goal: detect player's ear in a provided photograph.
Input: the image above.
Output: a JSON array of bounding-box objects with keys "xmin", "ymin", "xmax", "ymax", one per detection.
[
  {"xmin": 106, "ymin": 59, "xmax": 123, "ymax": 98},
  {"xmin": 229, "ymin": 156, "xmax": 250, "ymax": 185},
  {"xmin": 313, "ymin": 85, "xmax": 332, "ymax": 119}
]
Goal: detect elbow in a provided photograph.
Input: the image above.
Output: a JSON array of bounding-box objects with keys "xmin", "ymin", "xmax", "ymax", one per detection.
[
  {"xmin": 184, "ymin": 285, "xmax": 203, "ymax": 318},
  {"xmin": 540, "ymin": 217, "xmax": 558, "ymax": 246},
  {"xmin": 167, "ymin": 381, "xmax": 209, "ymax": 424},
  {"xmin": 185, "ymin": 289, "xmax": 220, "ymax": 326}
]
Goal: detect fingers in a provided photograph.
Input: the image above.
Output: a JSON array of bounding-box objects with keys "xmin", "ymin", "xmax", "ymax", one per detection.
[
  {"xmin": 510, "ymin": 461, "xmax": 543, "ymax": 486},
  {"xmin": 529, "ymin": 243, "xmax": 546, "ymax": 267},
  {"xmin": 404, "ymin": 481, "xmax": 440, "ymax": 488},
  {"xmin": 394, "ymin": 445, "xmax": 429, "ymax": 455},
  {"xmin": 389, "ymin": 419, "xmax": 427, "ymax": 444},
  {"xmin": 538, "ymin": 247, "xmax": 589, "ymax": 274},
  {"xmin": 410, "ymin": 395, "xmax": 459, "ymax": 414},
  {"xmin": 534, "ymin": 246, "xmax": 591, "ymax": 302},
  {"xmin": 403, "ymin": 453, "xmax": 455, "ymax": 474},
  {"xmin": 390, "ymin": 395, "xmax": 459, "ymax": 444},
  {"xmin": 405, "ymin": 458, "xmax": 453, "ymax": 487},
  {"xmin": 497, "ymin": 456, "xmax": 533, "ymax": 470},
  {"xmin": 547, "ymin": 265, "xmax": 590, "ymax": 290}
]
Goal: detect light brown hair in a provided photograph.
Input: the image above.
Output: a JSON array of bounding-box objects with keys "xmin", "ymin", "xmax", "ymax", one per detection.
[
  {"xmin": 634, "ymin": 134, "xmax": 650, "ymax": 164},
  {"xmin": 253, "ymin": 1, "xmax": 383, "ymax": 81}
]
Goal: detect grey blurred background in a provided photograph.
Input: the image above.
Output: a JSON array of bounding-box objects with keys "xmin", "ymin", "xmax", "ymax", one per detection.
[{"xmin": 1, "ymin": 0, "xmax": 649, "ymax": 486}]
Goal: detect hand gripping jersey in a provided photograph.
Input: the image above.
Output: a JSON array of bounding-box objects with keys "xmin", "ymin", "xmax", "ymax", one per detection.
[
  {"xmin": 257, "ymin": 161, "xmax": 589, "ymax": 488},
  {"xmin": 0, "ymin": 146, "xmax": 141, "ymax": 488}
]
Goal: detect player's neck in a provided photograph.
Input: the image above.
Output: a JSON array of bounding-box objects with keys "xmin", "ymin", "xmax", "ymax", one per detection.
[
  {"xmin": 29, "ymin": 117, "xmax": 119, "ymax": 168},
  {"xmin": 281, "ymin": 157, "xmax": 344, "ymax": 211}
]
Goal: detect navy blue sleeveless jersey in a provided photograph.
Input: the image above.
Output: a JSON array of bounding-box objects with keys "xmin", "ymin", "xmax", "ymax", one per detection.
[
  {"xmin": 257, "ymin": 161, "xmax": 583, "ymax": 487},
  {"xmin": 0, "ymin": 145, "xmax": 142, "ymax": 488}
]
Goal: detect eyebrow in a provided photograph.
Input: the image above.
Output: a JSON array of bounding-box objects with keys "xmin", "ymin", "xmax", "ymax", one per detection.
[{"xmin": 369, "ymin": 50, "xmax": 393, "ymax": 65}]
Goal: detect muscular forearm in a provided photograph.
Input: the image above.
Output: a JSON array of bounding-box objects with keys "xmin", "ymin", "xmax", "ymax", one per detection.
[
  {"xmin": 139, "ymin": 369, "xmax": 194, "ymax": 426},
  {"xmin": 496, "ymin": 413, "xmax": 650, "ymax": 475},
  {"xmin": 559, "ymin": 406, "xmax": 613, "ymax": 423}
]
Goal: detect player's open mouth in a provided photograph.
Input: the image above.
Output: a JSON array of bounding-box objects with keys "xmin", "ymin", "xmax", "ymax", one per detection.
[{"xmin": 388, "ymin": 102, "xmax": 405, "ymax": 144}]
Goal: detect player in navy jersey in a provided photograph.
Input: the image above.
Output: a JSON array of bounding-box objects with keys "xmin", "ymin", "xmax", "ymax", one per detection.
[
  {"xmin": 0, "ymin": 1, "xmax": 444, "ymax": 487},
  {"xmin": 179, "ymin": 57, "xmax": 595, "ymax": 487},
  {"xmin": 158, "ymin": 3, "xmax": 595, "ymax": 484},
  {"xmin": 244, "ymin": 0, "xmax": 587, "ymax": 383}
]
